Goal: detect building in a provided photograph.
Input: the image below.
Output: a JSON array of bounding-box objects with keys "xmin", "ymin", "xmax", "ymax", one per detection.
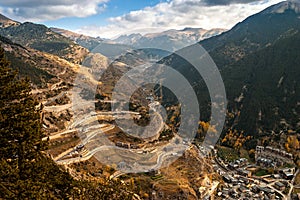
[
  {"xmin": 274, "ymin": 182, "xmax": 285, "ymax": 191},
  {"xmin": 280, "ymin": 169, "xmax": 294, "ymax": 180},
  {"xmin": 237, "ymin": 169, "xmax": 252, "ymax": 177},
  {"xmin": 258, "ymin": 187, "xmax": 275, "ymax": 195},
  {"xmin": 255, "ymin": 145, "xmax": 294, "ymax": 167},
  {"xmin": 228, "ymin": 158, "xmax": 248, "ymax": 169},
  {"xmin": 238, "ymin": 186, "xmax": 249, "ymax": 193},
  {"xmin": 223, "ymin": 175, "xmax": 233, "ymax": 183}
]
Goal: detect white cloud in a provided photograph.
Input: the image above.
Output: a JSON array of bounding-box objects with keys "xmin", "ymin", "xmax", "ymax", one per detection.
[
  {"xmin": 76, "ymin": 0, "xmax": 284, "ymax": 38},
  {"xmin": 0, "ymin": 0, "xmax": 108, "ymax": 22}
]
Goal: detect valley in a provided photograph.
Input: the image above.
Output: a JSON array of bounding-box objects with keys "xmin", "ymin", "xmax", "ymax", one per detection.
[{"xmin": 0, "ymin": 1, "xmax": 300, "ymax": 199}]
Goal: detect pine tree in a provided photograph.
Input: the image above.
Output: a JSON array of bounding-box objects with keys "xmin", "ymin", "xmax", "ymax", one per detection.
[
  {"xmin": 0, "ymin": 47, "xmax": 48, "ymax": 198},
  {"xmin": 0, "ymin": 47, "xmax": 46, "ymax": 169},
  {"xmin": 0, "ymin": 47, "xmax": 140, "ymax": 199}
]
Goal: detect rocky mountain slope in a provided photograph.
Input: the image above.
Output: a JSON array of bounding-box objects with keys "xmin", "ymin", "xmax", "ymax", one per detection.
[
  {"xmin": 161, "ymin": 1, "xmax": 300, "ymax": 143},
  {"xmin": 113, "ymin": 27, "xmax": 226, "ymax": 51},
  {"xmin": 1, "ymin": 2, "xmax": 299, "ymax": 198},
  {"xmin": 51, "ymin": 27, "xmax": 104, "ymax": 51},
  {"xmin": 51, "ymin": 27, "xmax": 226, "ymax": 57},
  {"xmin": 0, "ymin": 14, "xmax": 20, "ymax": 28},
  {"xmin": 0, "ymin": 35, "xmax": 77, "ymax": 87},
  {"xmin": 51, "ymin": 27, "xmax": 133, "ymax": 58},
  {"xmin": 200, "ymin": 0, "xmax": 300, "ymax": 67},
  {"xmin": 0, "ymin": 15, "xmax": 88, "ymax": 64}
]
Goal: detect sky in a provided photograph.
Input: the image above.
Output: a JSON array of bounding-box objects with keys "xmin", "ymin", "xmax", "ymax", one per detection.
[{"xmin": 0, "ymin": 0, "xmax": 285, "ymax": 39}]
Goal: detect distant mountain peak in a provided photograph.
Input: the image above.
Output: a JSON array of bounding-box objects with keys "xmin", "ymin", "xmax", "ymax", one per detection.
[
  {"xmin": 181, "ymin": 27, "xmax": 204, "ymax": 31},
  {"xmin": 262, "ymin": 0, "xmax": 300, "ymax": 14},
  {"xmin": 113, "ymin": 27, "xmax": 226, "ymax": 51}
]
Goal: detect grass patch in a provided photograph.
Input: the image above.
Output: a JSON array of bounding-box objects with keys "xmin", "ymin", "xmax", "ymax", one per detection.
[
  {"xmin": 217, "ymin": 145, "xmax": 239, "ymax": 162},
  {"xmin": 239, "ymin": 148, "xmax": 251, "ymax": 161},
  {"xmin": 282, "ymin": 163, "xmax": 295, "ymax": 169},
  {"xmin": 255, "ymin": 169, "xmax": 269, "ymax": 177}
]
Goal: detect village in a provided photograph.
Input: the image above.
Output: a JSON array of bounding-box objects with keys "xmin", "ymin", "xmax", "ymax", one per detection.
[{"xmin": 211, "ymin": 145, "xmax": 300, "ymax": 200}]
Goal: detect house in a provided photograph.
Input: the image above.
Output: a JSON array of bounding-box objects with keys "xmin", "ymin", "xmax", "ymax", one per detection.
[
  {"xmin": 223, "ymin": 175, "xmax": 234, "ymax": 183},
  {"xmin": 255, "ymin": 145, "xmax": 294, "ymax": 168},
  {"xmin": 283, "ymin": 172, "xmax": 294, "ymax": 180},
  {"xmin": 239, "ymin": 177, "xmax": 250, "ymax": 184},
  {"xmin": 238, "ymin": 185, "xmax": 249, "ymax": 193},
  {"xmin": 228, "ymin": 163, "xmax": 238, "ymax": 170},
  {"xmin": 251, "ymin": 186, "xmax": 259, "ymax": 193},
  {"xmin": 274, "ymin": 182, "xmax": 285, "ymax": 191},
  {"xmin": 259, "ymin": 187, "xmax": 274, "ymax": 194},
  {"xmin": 237, "ymin": 169, "xmax": 252, "ymax": 177},
  {"xmin": 273, "ymin": 174, "xmax": 281, "ymax": 179},
  {"xmin": 280, "ymin": 168, "xmax": 294, "ymax": 180}
]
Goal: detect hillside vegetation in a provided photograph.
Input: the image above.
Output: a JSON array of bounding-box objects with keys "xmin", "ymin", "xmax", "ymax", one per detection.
[{"xmin": 0, "ymin": 48, "xmax": 140, "ymax": 199}]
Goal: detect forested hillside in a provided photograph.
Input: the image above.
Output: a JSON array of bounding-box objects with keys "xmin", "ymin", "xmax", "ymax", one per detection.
[
  {"xmin": 0, "ymin": 16, "xmax": 88, "ymax": 64},
  {"xmin": 162, "ymin": 1, "xmax": 300, "ymax": 141},
  {"xmin": 0, "ymin": 48, "xmax": 139, "ymax": 199}
]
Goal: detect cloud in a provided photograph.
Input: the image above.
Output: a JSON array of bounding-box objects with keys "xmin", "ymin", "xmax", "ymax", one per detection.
[
  {"xmin": 202, "ymin": 0, "xmax": 262, "ymax": 6},
  {"xmin": 77, "ymin": 0, "xmax": 284, "ymax": 38},
  {"xmin": 0, "ymin": 0, "xmax": 108, "ymax": 22}
]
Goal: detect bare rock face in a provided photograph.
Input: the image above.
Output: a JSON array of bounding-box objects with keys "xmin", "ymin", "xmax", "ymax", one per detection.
[{"xmin": 82, "ymin": 53, "xmax": 109, "ymax": 75}]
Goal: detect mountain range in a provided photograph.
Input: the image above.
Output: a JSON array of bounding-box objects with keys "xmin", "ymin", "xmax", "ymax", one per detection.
[
  {"xmin": 0, "ymin": 17, "xmax": 88, "ymax": 64},
  {"xmin": 160, "ymin": 0, "xmax": 300, "ymax": 149},
  {"xmin": 51, "ymin": 27, "xmax": 225, "ymax": 57},
  {"xmin": 113, "ymin": 27, "xmax": 226, "ymax": 51},
  {"xmin": 0, "ymin": 1, "xmax": 300, "ymax": 199},
  {"xmin": 0, "ymin": 1, "xmax": 299, "ymax": 144}
]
